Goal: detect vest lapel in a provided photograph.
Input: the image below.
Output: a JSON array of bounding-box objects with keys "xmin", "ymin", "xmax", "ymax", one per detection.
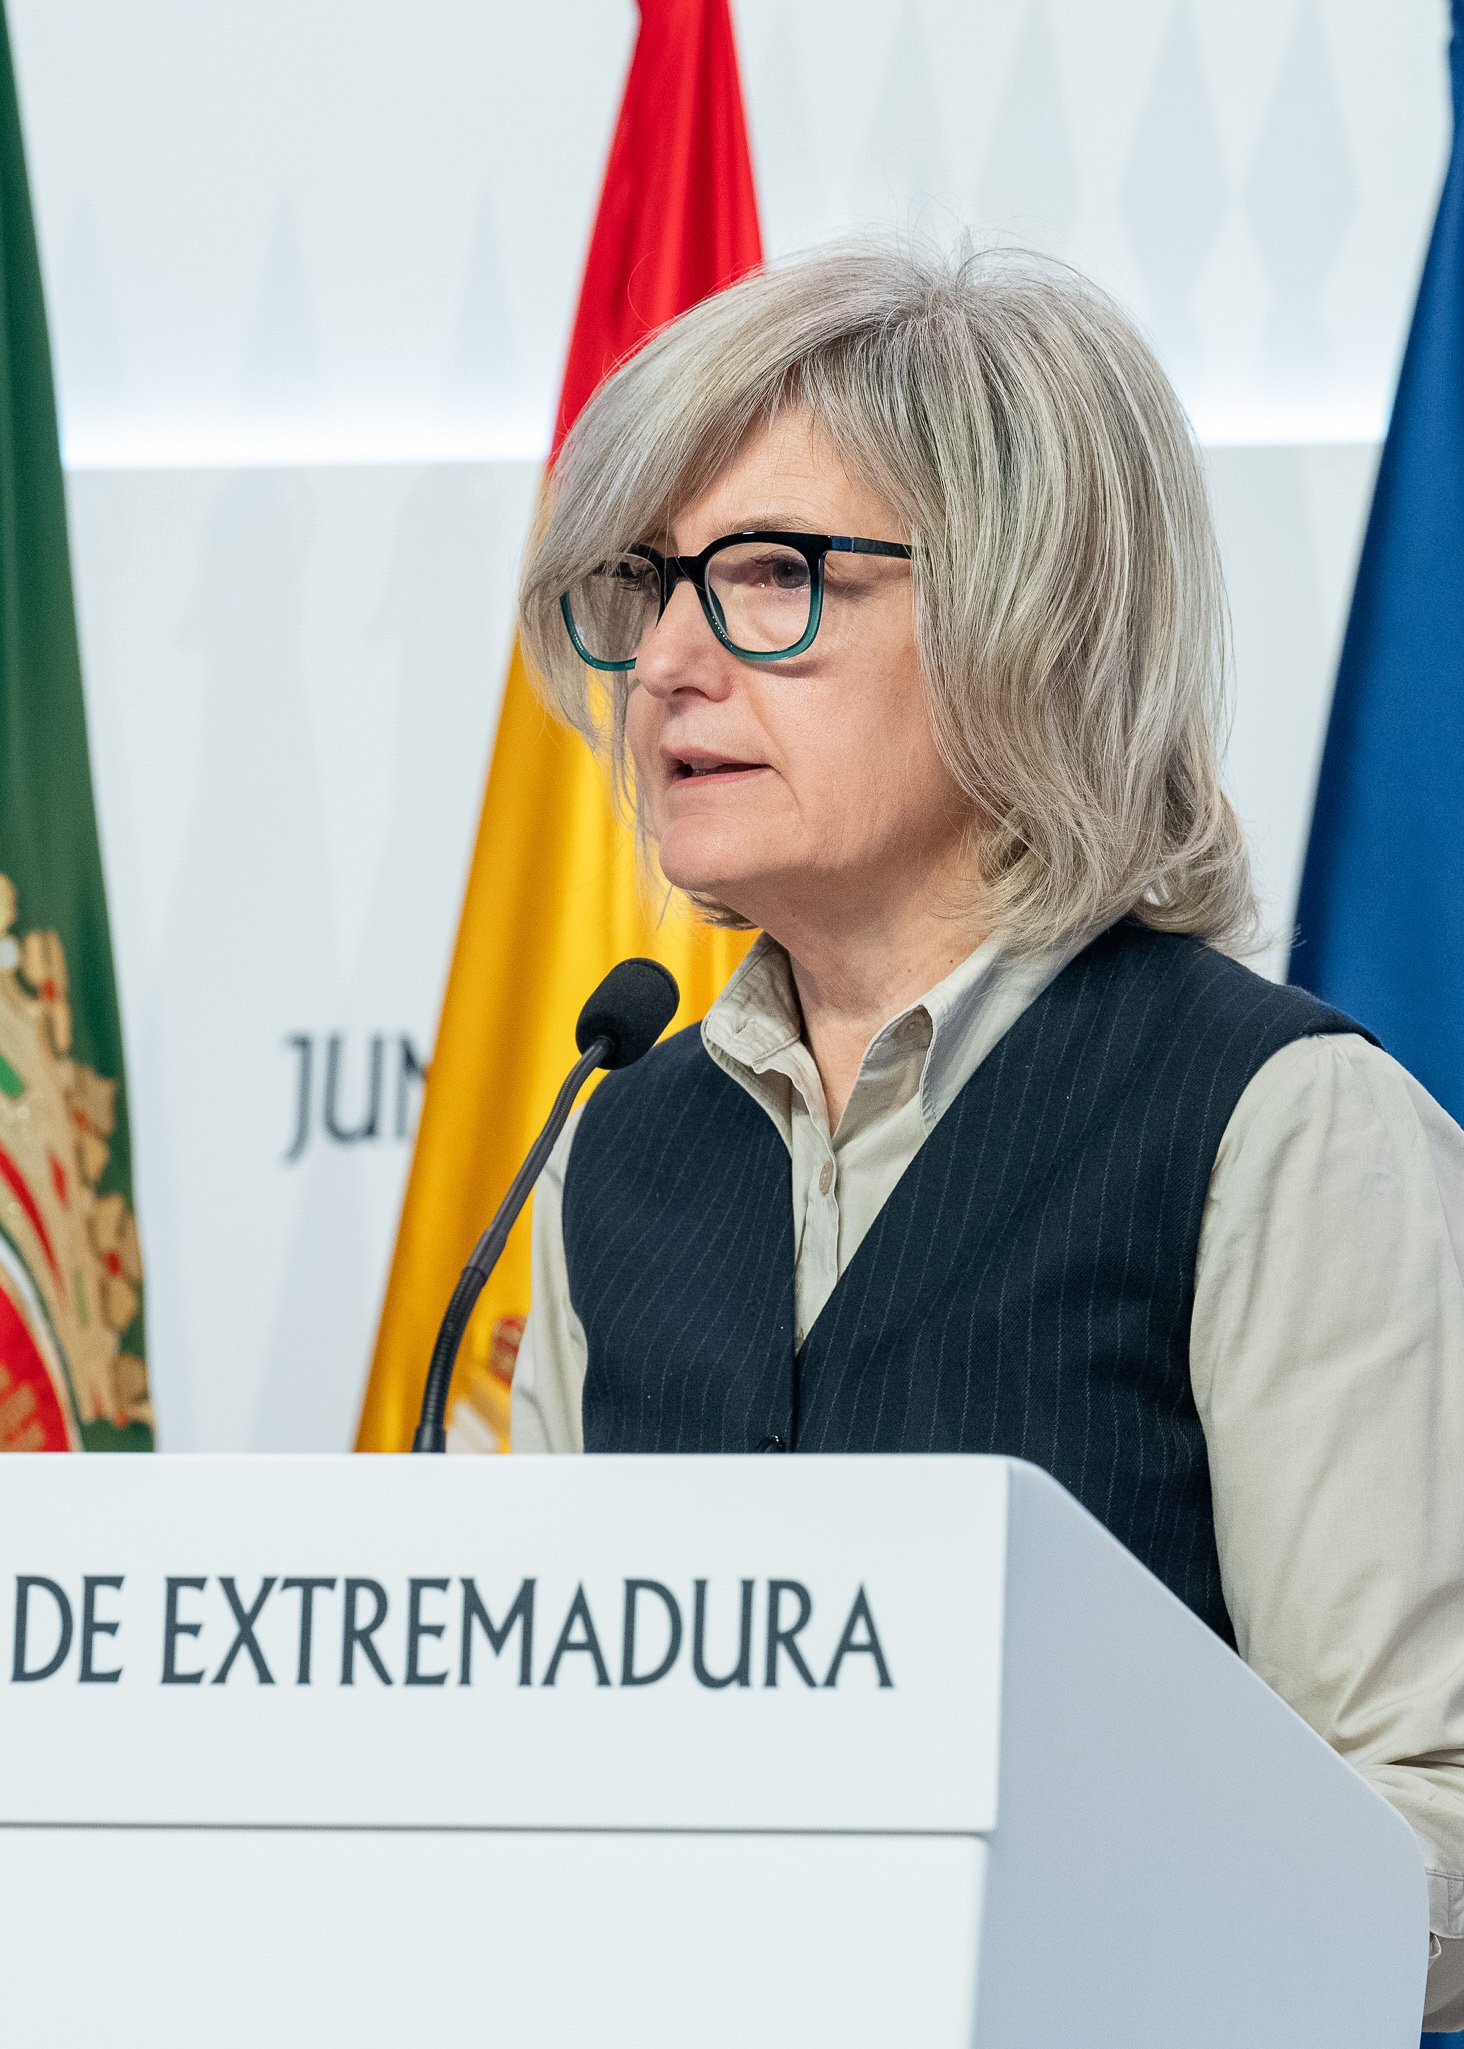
[{"xmin": 795, "ymin": 926, "xmax": 1220, "ymax": 1447}]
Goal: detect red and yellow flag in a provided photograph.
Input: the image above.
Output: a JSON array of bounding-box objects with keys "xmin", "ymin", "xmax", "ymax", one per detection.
[{"xmin": 356, "ymin": 0, "xmax": 763, "ymax": 1452}]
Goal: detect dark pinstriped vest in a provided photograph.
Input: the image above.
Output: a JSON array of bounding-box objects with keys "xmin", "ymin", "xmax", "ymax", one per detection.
[{"xmin": 562, "ymin": 921, "xmax": 1363, "ymax": 1637}]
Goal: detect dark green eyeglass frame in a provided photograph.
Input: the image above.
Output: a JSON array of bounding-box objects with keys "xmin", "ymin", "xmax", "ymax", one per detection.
[{"xmin": 559, "ymin": 528, "xmax": 914, "ymax": 670}]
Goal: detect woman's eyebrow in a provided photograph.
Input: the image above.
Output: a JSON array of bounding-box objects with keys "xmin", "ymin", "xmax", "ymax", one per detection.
[{"xmin": 670, "ymin": 513, "xmax": 823, "ymax": 548}]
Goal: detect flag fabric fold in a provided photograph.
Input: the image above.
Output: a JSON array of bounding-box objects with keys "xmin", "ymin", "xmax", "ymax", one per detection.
[
  {"xmin": 356, "ymin": 0, "xmax": 762, "ymax": 1452},
  {"xmin": 0, "ymin": 2, "xmax": 151, "ymax": 1451},
  {"xmin": 1289, "ymin": 0, "xmax": 1464, "ymax": 1118}
]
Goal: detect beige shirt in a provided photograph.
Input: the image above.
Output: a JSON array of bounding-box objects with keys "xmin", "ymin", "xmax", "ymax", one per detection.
[{"xmin": 511, "ymin": 934, "xmax": 1464, "ymax": 2019}]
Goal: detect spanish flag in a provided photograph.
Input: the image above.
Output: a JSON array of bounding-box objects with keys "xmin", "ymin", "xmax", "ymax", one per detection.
[{"xmin": 356, "ymin": 0, "xmax": 763, "ymax": 1452}]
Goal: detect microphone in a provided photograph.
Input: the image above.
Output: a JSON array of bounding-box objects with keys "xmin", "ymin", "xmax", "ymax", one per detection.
[{"xmin": 411, "ymin": 957, "xmax": 680, "ymax": 1452}]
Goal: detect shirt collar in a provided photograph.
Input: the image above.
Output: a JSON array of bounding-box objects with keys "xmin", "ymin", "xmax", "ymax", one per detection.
[
  {"xmin": 703, "ymin": 933, "xmax": 805, "ymax": 1076},
  {"xmin": 703, "ymin": 928, "xmax": 1075, "ymax": 1138}
]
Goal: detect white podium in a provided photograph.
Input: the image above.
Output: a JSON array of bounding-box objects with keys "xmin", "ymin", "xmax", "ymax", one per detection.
[{"xmin": 0, "ymin": 1453, "xmax": 1425, "ymax": 2046}]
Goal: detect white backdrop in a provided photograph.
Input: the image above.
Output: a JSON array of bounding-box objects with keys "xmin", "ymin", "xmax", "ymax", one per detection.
[{"xmin": 6, "ymin": 0, "xmax": 1450, "ymax": 1449}]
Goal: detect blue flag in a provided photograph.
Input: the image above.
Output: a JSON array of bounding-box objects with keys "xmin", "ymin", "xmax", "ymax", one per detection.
[{"xmin": 1290, "ymin": 2, "xmax": 1464, "ymax": 1121}]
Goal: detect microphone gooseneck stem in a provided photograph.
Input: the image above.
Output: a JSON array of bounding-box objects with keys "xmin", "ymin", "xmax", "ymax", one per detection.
[{"xmin": 412, "ymin": 1034, "xmax": 610, "ymax": 1452}]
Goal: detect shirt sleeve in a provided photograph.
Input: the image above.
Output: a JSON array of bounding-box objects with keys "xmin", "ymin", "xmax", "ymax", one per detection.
[
  {"xmin": 509, "ymin": 1104, "xmax": 588, "ymax": 1455},
  {"xmin": 1191, "ymin": 1031, "xmax": 1464, "ymax": 2023}
]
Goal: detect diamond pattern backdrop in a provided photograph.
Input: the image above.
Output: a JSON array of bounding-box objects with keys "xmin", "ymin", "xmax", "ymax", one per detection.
[{"xmin": 2, "ymin": 0, "xmax": 1448, "ymax": 1447}]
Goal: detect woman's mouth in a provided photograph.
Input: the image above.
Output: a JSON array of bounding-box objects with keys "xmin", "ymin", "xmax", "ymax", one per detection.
[{"xmin": 667, "ymin": 751, "xmax": 767, "ymax": 783}]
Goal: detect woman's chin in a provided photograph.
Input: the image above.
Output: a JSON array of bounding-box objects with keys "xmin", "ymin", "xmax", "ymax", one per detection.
[{"xmin": 656, "ymin": 829, "xmax": 775, "ymax": 912}]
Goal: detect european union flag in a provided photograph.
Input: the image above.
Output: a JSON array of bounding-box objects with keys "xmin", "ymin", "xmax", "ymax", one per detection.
[{"xmin": 1290, "ymin": 0, "xmax": 1464, "ymax": 1122}]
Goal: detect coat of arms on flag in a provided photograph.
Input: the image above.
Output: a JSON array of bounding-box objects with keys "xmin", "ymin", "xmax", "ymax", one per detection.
[
  {"xmin": 0, "ymin": 875, "xmax": 150, "ymax": 1450},
  {"xmin": 0, "ymin": 11, "xmax": 151, "ymax": 1452}
]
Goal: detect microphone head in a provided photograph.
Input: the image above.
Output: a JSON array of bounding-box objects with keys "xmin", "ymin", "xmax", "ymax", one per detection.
[{"xmin": 576, "ymin": 958, "xmax": 680, "ymax": 1070}]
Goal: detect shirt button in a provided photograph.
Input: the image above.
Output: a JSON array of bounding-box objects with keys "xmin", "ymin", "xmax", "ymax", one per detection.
[{"xmin": 818, "ymin": 1160, "xmax": 834, "ymax": 1196}]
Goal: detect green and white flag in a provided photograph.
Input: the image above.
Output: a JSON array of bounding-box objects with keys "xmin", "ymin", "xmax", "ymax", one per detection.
[{"xmin": 0, "ymin": 4, "xmax": 150, "ymax": 1451}]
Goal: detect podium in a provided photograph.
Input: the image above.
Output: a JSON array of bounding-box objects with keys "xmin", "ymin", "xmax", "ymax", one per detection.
[{"xmin": 0, "ymin": 1453, "xmax": 1425, "ymax": 2045}]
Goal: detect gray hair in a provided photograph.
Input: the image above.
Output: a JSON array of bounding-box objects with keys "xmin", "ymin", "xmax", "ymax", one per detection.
[{"xmin": 518, "ymin": 240, "xmax": 1256, "ymax": 954}]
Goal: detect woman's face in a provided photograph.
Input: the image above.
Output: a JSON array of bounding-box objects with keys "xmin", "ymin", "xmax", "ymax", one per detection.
[{"xmin": 626, "ymin": 412, "xmax": 975, "ymax": 942}]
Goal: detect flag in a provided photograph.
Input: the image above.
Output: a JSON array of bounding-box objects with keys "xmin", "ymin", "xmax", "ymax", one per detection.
[
  {"xmin": 1289, "ymin": 1, "xmax": 1464, "ymax": 1119},
  {"xmin": 0, "ymin": 6, "xmax": 150, "ymax": 1452},
  {"xmin": 356, "ymin": 0, "xmax": 762, "ymax": 1452}
]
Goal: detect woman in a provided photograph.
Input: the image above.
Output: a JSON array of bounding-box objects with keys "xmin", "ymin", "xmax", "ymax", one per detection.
[{"xmin": 509, "ymin": 243, "xmax": 1464, "ymax": 2025}]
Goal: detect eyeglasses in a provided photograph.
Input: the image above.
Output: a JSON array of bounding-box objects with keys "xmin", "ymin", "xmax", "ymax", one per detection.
[{"xmin": 559, "ymin": 529, "xmax": 913, "ymax": 670}]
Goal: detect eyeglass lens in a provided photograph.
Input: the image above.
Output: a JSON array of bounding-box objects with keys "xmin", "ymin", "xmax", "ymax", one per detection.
[{"xmin": 566, "ymin": 540, "xmax": 814, "ymax": 665}]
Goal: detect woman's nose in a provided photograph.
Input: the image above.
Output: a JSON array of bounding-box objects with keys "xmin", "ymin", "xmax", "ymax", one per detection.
[{"xmin": 633, "ymin": 579, "xmax": 735, "ymax": 699}]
